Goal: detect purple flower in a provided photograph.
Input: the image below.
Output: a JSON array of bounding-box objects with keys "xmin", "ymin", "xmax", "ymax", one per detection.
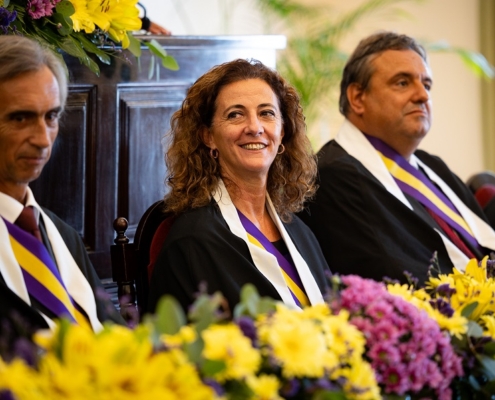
[
  {"xmin": 280, "ymin": 378, "xmax": 300, "ymax": 397},
  {"xmin": 236, "ymin": 316, "xmax": 257, "ymax": 346},
  {"xmin": 203, "ymin": 378, "xmax": 224, "ymax": 396},
  {"xmin": 0, "ymin": 7, "xmax": 16, "ymax": 33},
  {"xmin": 26, "ymin": 0, "xmax": 57, "ymax": 20},
  {"xmin": 331, "ymin": 275, "xmax": 464, "ymax": 398},
  {"xmin": 0, "ymin": 390, "xmax": 16, "ymax": 400}
]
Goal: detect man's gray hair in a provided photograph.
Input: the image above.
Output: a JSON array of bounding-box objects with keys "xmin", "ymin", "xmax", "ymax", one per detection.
[
  {"xmin": 339, "ymin": 31, "xmax": 428, "ymax": 116},
  {"xmin": 0, "ymin": 36, "xmax": 68, "ymax": 109}
]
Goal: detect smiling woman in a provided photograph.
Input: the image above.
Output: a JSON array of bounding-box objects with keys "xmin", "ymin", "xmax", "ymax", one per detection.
[{"xmin": 147, "ymin": 59, "xmax": 332, "ymax": 314}]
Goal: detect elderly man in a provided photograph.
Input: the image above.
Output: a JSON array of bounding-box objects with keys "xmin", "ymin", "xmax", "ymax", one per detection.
[
  {"xmin": 0, "ymin": 36, "xmax": 122, "ymax": 341},
  {"xmin": 299, "ymin": 31, "xmax": 495, "ymax": 285}
]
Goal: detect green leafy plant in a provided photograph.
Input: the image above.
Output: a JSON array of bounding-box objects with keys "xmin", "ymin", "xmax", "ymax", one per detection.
[
  {"xmin": 255, "ymin": 0, "xmax": 494, "ymax": 142},
  {"xmin": 0, "ymin": 0, "xmax": 178, "ymax": 76}
]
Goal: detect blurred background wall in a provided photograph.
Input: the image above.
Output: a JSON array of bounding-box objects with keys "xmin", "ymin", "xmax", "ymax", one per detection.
[{"xmin": 138, "ymin": 0, "xmax": 485, "ymax": 182}]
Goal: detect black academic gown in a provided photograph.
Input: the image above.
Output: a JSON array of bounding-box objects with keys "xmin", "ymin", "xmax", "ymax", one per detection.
[
  {"xmin": 298, "ymin": 140, "xmax": 492, "ymax": 286},
  {"xmin": 147, "ymin": 201, "xmax": 331, "ymax": 314},
  {"xmin": 0, "ymin": 208, "xmax": 123, "ymax": 343}
]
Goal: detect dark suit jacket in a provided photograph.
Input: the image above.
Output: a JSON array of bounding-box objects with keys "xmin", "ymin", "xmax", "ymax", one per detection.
[
  {"xmin": 298, "ymin": 140, "xmax": 491, "ymax": 285},
  {"xmin": 0, "ymin": 208, "xmax": 123, "ymax": 342},
  {"xmin": 147, "ymin": 201, "xmax": 331, "ymax": 314}
]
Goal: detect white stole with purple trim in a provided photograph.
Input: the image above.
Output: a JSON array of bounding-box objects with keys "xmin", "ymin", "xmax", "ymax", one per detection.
[
  {"xmin": 212, "ymin": 179, "xmax": 324, "ymax": 308},
  {"xmin": 335, "ymin": 119, "xmax": 495, "ymax": 271},
  {"xmin": 0, "ymin": 188, "xmax": 103, "ymax": 331}
]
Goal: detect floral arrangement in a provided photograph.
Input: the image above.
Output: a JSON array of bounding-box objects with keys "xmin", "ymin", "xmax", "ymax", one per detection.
[
  {"xmin": 0, "ymin": 0, "xmax": 178, "ymax": 75},
  {"xmin": 329, "ymin": 274, "xmax": 464, "ymax": 400},
  {"xmin": 2, "ymin": 259, "xmax": 495, "ymax": 400},
  {"xmin": 0, "ymin": 286, "xmax": 380, "ymax": 400},
  {"xmin": 388, "ymin": 256, "xmax": 495, "ymax": 398}
]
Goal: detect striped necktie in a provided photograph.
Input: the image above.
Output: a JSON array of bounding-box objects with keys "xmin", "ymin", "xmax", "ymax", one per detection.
[
  {"xmin": 366, "ymin": 135, "xmax": 481, "ymax": 258},
  {"xmin": 237, "ymin": 209, "xmax": 310, "ymax": 307},
  {"xmin": 5, "ymin": 211, "xmax": 90, "ymax": 327}
]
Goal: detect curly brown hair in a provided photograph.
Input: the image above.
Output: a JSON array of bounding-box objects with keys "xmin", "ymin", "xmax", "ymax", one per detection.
[{"xmin": 164, "ymin": 58, "xmax": 317, "ymax": 222}]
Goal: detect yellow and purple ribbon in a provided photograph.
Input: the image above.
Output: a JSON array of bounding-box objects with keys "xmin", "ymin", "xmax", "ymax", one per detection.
[
  {"xmin": 366, "ymin": 135, "xmax": 481, "ymax": 251},
  {"xmin": 237, "ymin": 210, "xmax": 309, "ymax": 307},
  {"xmin": 3, "ymin": 217, "xmax": 89, "ymax": 327}
]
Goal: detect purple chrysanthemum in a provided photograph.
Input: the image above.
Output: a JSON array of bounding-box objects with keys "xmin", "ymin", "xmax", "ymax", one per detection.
[
  {"xmin": 331, "ymin": 274, "xmax": 464, "ymax": 398},
  {"xmin": 26, "ymin": 0, "xmax": 58, "ymax": 20}
]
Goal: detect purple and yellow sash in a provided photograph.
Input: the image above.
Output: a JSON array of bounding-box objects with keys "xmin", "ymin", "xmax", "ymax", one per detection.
[
  {"xmin": 237, "ymin": 210, "xmax": 309, "ymax": 307},
  {"xmin": 3, "ymin": 217, "xmax": 90, "ymax": 328},
  {"xmin": 366, "ymin": 135, "xmax": 480, "ymax": 251}
]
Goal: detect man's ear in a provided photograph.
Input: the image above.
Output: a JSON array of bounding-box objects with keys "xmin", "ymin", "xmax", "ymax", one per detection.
[
  {"xmin": 347, "ymin": 83, "xmax": 366, "ymax": 116},
  {"xmin": 200, "ymin": 126, "xmax": 214, "ymax": 148}
]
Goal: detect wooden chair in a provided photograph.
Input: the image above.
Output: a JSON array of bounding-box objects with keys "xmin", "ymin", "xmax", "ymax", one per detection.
[{"xmin": 111, "ymin": 200, "xmax": 175, "ymax": 321}]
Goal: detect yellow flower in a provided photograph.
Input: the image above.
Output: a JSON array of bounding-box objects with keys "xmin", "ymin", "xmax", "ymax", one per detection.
[
  {"xmin": 342, "ymin": 360, "xmax": 381, "ymax": 400},
  {"xmin": 69, "ymin": 0, "xmax": 97, "ymax": 33},
  {"xmin": 162, "ymin": 325, "xmax": 197, "ymax": 348},
  {"xmin": 387, "ymin": 282, "xmax": 468, "ymax": 338},
  {"xmin": 87, "ymin": 0, "xmax": 141, "ymax": 48},
  {"xmin": 257, "ymin": 305, "xmax": 327, "ymax": 378},
  {"xmin": 0, "ymin": 358, "xmax": 46, "ymax": 400},
  {"xmin": 202, "ymin": 323, "xmax": 260, "ymax": 381},
  {"xmin": 246, "ymin": 374, "xmax": 282, "ymax": 400},
  {"xmin": 69, "ymin": 0, "xmax": 142, "ymax": 48},
  {"xmin": 481, "ymin": 315, "xmax": 495, "ymax": 339}
]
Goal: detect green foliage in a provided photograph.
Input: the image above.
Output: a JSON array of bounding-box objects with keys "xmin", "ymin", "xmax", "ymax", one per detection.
[
  {"xmin": 255, "ymin": 0, "xmax": 494, "ymax": 140},
  {"xmin": 233, "ymin": 283, "xmax": 278, "ymax": 319},
  {"xmin": 152, "ymin": 295, "xmax": 187, "ymax": 335},
  {"xmin": 2, "ymin": 0, "xmax": 178, "ymax": 76}
]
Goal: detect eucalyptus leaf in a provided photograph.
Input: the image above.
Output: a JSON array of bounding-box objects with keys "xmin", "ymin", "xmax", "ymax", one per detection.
[
  {"xmin": 148, "ymin": 55, "xmax": 155, "ymax": 80},
  {"xmin": 161, "ymin": 55, "xmax": 179, "ymax": 71},
  {"xmin": 201, "ymin": 359, "xmax": 226, "ymax": 377},
  {"xmin": 467, "ymin": 320, "xmax": 484, "ymax": 338},
  {"xmin": 51, "ymin": 13, "xmax": 72, "ymax": 36},
  {"xmin": 144, "ymin": 39, "xmax": 168, "ymax": 58},
  {"xmin": 55, "ymin": 0, "xmax": 75, "ymax": 17},
  {"xmin": 143, "ymin": 40, "xmax": 179, "ymax": 71},
  {"xmin": 184, "ymin": 336, "xmax": 203, "ymax": 364},
  {"xmin": 148, "ymin": 54, "xmax": 156, "ymax": 80},
  {"xmin": 3, "ymin": 0, "xmax": 10, "ymax": 7},
  {"xmin": 188, "ymin": 292, "xmax": 226, "ymax": 332},
  {"xmin": 155, "ymin": 295, "xmax": 186, "ymax": 335},
  {"xmin": 461, "ymin": 301, "xmax": 479, "ymax": 318},
  {"xmin": 477, "ymin": 354, "xmax": 495, "ymax": 381},
  {"xmin": 127, "ymin": 32, "xmax": 142, "ymax": 58}
]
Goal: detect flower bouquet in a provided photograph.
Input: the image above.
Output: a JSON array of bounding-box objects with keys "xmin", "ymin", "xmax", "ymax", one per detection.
[
  {"xmin": 329, "ymin": 274, "xmax": 464, "ymax": 400},
  {"xmin": 3, "ymin": 263, "xmax": 495, "ymax": 399},
  {"xmin": 0, "ymin": 285, "xmax": 380, "ymax": 400},
  {"xmin": 387, "ymin": 256, "xmax": 495, "ymax": 398},
  {"xmin": 0, "ymin": 0, "xmax": 178, "ymax": 75}
]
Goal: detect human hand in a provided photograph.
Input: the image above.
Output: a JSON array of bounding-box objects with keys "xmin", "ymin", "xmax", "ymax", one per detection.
[{"xmin": 148, "ymin": 21, "xmax": 171, "ymax": 35}]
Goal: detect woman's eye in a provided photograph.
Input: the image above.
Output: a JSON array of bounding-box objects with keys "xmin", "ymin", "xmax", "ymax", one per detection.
[
  {"xmin": 261, "ymin": 110, "xmax": 276, "ymax": 117},
  {"xmin": 227, "ymin": 111, "xmax": 242, "ymax": 119}
]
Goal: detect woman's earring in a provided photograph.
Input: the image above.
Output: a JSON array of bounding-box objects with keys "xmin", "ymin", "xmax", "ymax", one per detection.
[
  {"xmin": 210, "ymin": 148, "xmax": 219, "ymax": 159},
  {"xmin": 277, "ymin": 144, "xmax": 285, "ymax": 155}
]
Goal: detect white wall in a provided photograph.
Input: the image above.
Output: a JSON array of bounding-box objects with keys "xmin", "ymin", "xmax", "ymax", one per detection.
[{"xmin": 139, "ymin": 0, "xmax": 483, "ymax": 181}]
